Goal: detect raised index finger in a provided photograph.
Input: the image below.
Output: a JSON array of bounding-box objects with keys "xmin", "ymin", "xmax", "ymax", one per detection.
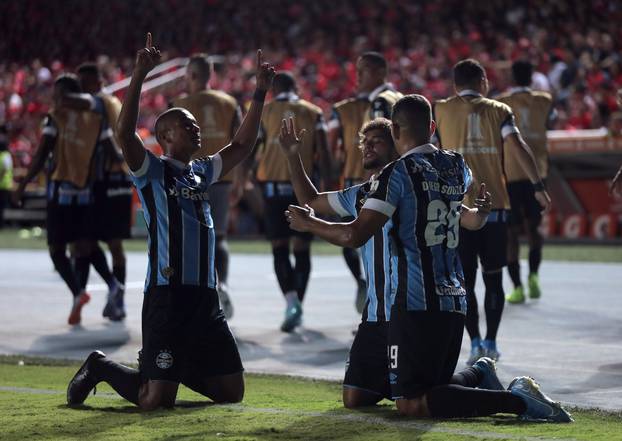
[
  {"xmin": 146, "ymin": 32, "xmax": 152, "ymax": 48},
  {"xmin": 256, "ymin": 49, "xmax": 263, "ymax": 70}
]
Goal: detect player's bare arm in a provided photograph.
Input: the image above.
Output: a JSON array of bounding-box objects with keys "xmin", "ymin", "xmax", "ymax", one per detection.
[
  {"xmin": 286, "ymin": 205, "xmax": 387, "ymax": 248},
  {"xmin": 117, "ymin": 32, "xmax": 161, "ymax": 171},
  {"xmin": 11, "ymin": 135, "xmax": 55, "ymax": 206},
  {"xmin": 460, "ymin": 183, "xmax": 491, "ymax": 231},
  {"xmin": 504, "ymin": 132, "xmax": 551, "ymax": 210},
  {"xmin": 218, "ymin": 50, "xmax": 275, "ymax": 177},
  {"xmin": 279, "ymin": 117, "xmax": 335, "ymax": 215}
]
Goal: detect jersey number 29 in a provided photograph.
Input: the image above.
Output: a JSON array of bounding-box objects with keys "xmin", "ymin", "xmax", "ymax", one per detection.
[{"xmin": 424, "ymin": 200, "xmax": 461, "ymax": 248}]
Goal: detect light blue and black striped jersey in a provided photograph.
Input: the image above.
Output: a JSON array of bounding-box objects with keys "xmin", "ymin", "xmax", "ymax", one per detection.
[
  {"xmin": 131, "ymin": 150, "xmax": 223, "ymax": 291},
  {"xmin": 363, "ymin": 144, "xmax": 472, "ymax": 315},
  {"xmin": 327, "ymin": 181, "xmax": 394, "ymax": 323}
]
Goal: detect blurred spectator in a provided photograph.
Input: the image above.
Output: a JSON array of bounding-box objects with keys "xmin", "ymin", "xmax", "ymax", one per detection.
[
  {"xmin": 0, "ymin": 124, "xmax": 13, "ymax": 228},
  {"xmin": 0, "ymin": 0, "xmax": 621, "ymax": 177}
]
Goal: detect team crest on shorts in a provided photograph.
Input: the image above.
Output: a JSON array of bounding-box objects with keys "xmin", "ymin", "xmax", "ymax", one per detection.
[{"xmin": 156, "ymin": 350, "xmax": 174, "ymax": 369}]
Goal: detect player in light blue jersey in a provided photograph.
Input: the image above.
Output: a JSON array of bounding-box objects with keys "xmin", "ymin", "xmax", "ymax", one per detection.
[
  {"xmin": 67, "ymin": 33, "xmax": 275, "ymax": 411},
  {"xmin": 287, "ymin": 95, "xmax": 572, "ymax": 422}
]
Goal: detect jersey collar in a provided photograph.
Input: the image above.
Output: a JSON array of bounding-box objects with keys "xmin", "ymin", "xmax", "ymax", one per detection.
[
  {"xmin": 458, "ymin": 89, "xmax": 482, "ymax": 97},
  {"xmin": 368, "ymin": 83, "xmax": 393, "ymax": 102},
  {"xmin": 400, "ymin": 143, "xmax": 438, "ymax": 158},
  {"xmin": 509, "ymin": 86, "xmax": 532, "ymax": 94},
  {"xmin": 160, "ymin": 155, "xmax": 187, "ymax": 170},
  {"xmin": 275, "ymin": 91, "xmax": 299, "ymax": 102}
]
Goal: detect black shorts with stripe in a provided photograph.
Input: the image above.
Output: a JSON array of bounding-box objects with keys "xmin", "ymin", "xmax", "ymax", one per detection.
[
  {"xmin": 46, "ymin": 182, "xmax": 94, "ymax": 245},
  {"xmin": 140, "ymin": 285, "xmax": 243, "ymax": 383},
  {"xmin": 344, "ymin": 321, "xmax": 391, "ymax": 399}
]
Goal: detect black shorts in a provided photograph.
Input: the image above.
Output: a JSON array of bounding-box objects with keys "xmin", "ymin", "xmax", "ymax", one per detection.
[
  {"xmin": 459, "ymin": 213, "xmax": 508, "ymax": 272},
  {"xmin": 343, "ymin": 321, "xmax": 391, "ymax": 399},
  {"xmin": 261, "ymin": 182, "xmax": 313, "ymax": 241},
  {"xmin": 93, "ymin": 175, "xmax": 133, "ymax": 241},
  {"xmin": 46, "ymin": 183, "xmax": 94, "ymax": 245},
  {"xmin": 507, "ymin": 180, "xmax": 543, "ymax": 227},
  {"xmin": 388, "ymin": 310, "xmax": 464, "ymax": 399},
  {"xmin": 140, "ymin": 285, "xmax": 243, "ymax": 382}
]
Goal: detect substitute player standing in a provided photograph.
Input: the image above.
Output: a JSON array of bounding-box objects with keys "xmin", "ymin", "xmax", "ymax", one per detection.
[
  {"xmin": 287, "ymin": 95, "xmax": 571, "ymax": 422},
  {"xmin": 280, "ymin": 116, "xmax": 495, "ymax": 408},
  {"xmin": 172, "ymin": 53, "xmax": 243, "ymax": 319},
  {"xmin": 13, "ymin": 74, "xmax": 112, "ymax": 325},
  {"xmin": 66, "ymin": 34, "xmax": 274, "ymax": 410},
  {"xmin": 255, "ymin": 72, "xmax": 329, "ymax": 332},
  {"xmin": 329, "ymin": 52, "xmax": 402, "ymax": 313},
  {"xmin": 61, "ymin": 62, "xmax": 130, "ymax": 320},
  {"xmin": 497, "ymin": 61, "xmax": 553, "ymax": 304},
  {"xmin": 434, "ymin": 59, "xmax": 550, "ymax": 364}
]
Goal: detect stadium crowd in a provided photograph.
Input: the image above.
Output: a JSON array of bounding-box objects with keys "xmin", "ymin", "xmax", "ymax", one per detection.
[{"xmin": 1, "ymin": 0, "xmax": 620, "ymax": 169}]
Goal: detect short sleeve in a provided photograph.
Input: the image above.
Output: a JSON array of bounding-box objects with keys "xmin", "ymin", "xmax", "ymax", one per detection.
[
  {"xmin": 500, "ymin": 112, "xmax": 519, "ymax": 139},
  {"xmin": 41, "ymin": 115, "xmax": 58, "ymax": 138},
  {"xmin": 130, "ymin": 150, "xmax": 163, "ymax": 188},
  {"xmin": 192, "ymin": 153, "xmax": 222, "ymax": 186},
  {"xmin": 327, "ymin": 107, "xmax": 341, "ymax": 131},
  {"xmin": 362, "ymin": 162, "xmax": 403, "ymax": 217},
  {"xmin": 370, "ymin": 97, "xmax": 392, "ymax": 119},
  {"xmin": 327, "ymin": 183, "xmax": 363, "ymax": 217},
  {"xmin": 315, "ymin": 114, "xmax": 328, "ymax": 132}
]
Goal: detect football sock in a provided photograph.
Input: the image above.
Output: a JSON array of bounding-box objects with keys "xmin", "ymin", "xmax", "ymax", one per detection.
[
  {"xmin": 342, "ymin": 247, "xmax": 362, "ymax": 281},
  {"xmin": 49, "ymin": 248, "xmax": 82, "ymax": 297},
  {"xmin": 215, "ymin": 235, "xmax": 230, "ymax": 285},
  {"xmin": 74, "ymin": 256, "xmax": 91, "ymax": 290},
  {"xmin": 528, "ymin": 248, "xmax": 542, "ymax": 275},
  {"xmin": 285, "ymin": 291, "xmax": 299, "ymax": 308},
  {"xmin": 426, "ymin": 385, "xmax": 526, "ymax": 418},
  {"xmin": 463, "ymin": 263, "xmax": 480, "ymax": 340},
  {"xmin": 483, "ymin": 271, "xmax": 504, "ymax": 341},
  {"xmin": 507, "ymin": 261, "xmax": 521, "ymax": 288},
  {"xmin": 273, "ymin": 246, "xmax": 295, "ymax": 295},
  {"xmin": 113, "ymin": 265, "xmax": 126, "ymax": 305},
  {"xmin": 90, "ymin": 246, "xmax": 116, "ymax": 289},
  {"xmin": 450, "ymin": 366, "xmax": 482, "ymax": 388},
  {"xmin": 293, "ymin": 249, "xmax": 311, "ymax": 302},
  {"xmin": 112, "ymin": 264, "xmax": 126, "ymax": 287},
  {"xmin": 89, "ymin": 356, "xmax": 140, "ymax": 405}
]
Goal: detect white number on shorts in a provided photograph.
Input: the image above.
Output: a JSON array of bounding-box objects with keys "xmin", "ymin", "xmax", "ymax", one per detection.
[
  {"xmin": 424, "ymin": 200, "xmax": 461, "ymax": 248},
  {"xmin": 389, "ymin": 345, "xmax": 398, "ymax": 369}
]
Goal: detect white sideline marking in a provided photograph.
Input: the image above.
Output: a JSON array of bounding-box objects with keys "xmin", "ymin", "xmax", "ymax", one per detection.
[{"xmin": 0, "ymin": 386, "xmax": 579, "ymax": 441}]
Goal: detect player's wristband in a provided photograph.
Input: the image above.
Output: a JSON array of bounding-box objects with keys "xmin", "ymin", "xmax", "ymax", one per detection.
[
  {"xmin": 533, "ymin": 181, "xmax": 545, "ymax": 192},
  {"xmin": 253, "ymin": 89, "xmax": 267, "ymax": 102}
]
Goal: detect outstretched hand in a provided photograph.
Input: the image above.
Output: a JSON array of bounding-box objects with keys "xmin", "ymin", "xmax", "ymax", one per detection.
[
  {"xmin": 279, "ymin": 117, "xmax": 306, "ymax": 157},
  {"xmin": 255, "ymin": 49, "xmax": 275, "ymax": 91},
  {"xmin": 135, "ymin": 32, "xmax": 161, "ymax": 76},
  {"xmin": 473, "ymin": 183, "xmax": 491, "ymax": 215}
]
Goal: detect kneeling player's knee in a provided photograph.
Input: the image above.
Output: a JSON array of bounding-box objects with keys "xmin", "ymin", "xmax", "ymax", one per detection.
[
  {"xmin": 215, "ymin": 382, "xmax": 244, "ymax": 403},
  {"xmin": 396, "ymin": 397, "xmax": 428, "ymax": 417}
]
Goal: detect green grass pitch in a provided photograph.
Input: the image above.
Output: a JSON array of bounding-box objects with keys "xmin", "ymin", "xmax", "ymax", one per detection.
[{"xmin": 1, "ymin": 357, "xmax": 621, "ymax": 441}]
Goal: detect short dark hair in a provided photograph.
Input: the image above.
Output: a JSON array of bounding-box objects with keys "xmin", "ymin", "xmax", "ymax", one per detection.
[
  {"xmin": 272, "ymin": 71, "xmax": 297, "ymax": 94},
  {"xmin": 453, "ymin": 59, "xmax": 486, "ymax": 89},
  {"xmin": 512, "ymin": 60, "xmax": 533, "ymax": 87},
  {"xmin": 76, "ymin": 62, "xmax": 99, "ymax": 77},
  {"xmin": 154, "ymin": 107, "xmax": 188, "ymax": 145},
  {"xmin": 391, "ymin": 94, "xmax": 432, "ymax": 143},
  {"xmin": 359, "ymin": 51, "xmax": 387, "ymax": 71},
  {"xmin": 358, "ymin": 117, "xmax": 393, "ymax": 148},
  {"xmin": 187, "ymin": 53, "xmax": 211, "ymax": 81},
  {"xmin": 54, "ymin": 74, "xmax": 81, "ymax": 93}
]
